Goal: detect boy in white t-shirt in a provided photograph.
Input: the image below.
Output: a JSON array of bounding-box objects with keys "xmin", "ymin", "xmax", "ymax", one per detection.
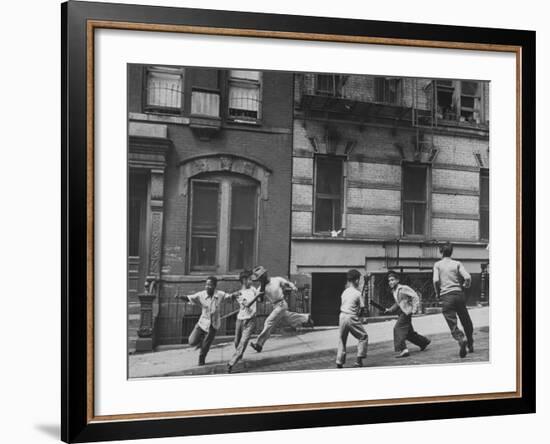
[
  {"xmin": 227, "ymin": 270, "xmax": 259, "ymax": 373},
  {"xmin": 336, "ymin": 269, "xmax": 368, "ymax": 368}
]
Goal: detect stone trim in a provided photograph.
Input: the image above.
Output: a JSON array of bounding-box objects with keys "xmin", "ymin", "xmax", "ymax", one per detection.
[
  {"xmin": 179, "ymin": 153, "xmax": 271, "ymax": 200},
  {"xmin": 432, "ymin": 212, "xmax": 480, "ymax": 221},
  {"xmin": 292, "ymin": 204, "xmax": 313, "ymax": 212},
  {"xmin": 347, "ymin": 180, "xmax": 401, "ymax": 191},
  {"xmin": 432, "ymin": 187, "xmax": 479, "ymax": 196},
  {"xmin": 292, "ymin": 177, "xmax": 314, "ymax": 186},
  {"xmin": 347, "ymin": 207, "xmax": 401, "ymax": 217}
]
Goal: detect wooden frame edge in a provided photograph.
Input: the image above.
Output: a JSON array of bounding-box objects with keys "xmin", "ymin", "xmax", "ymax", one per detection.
[{"xmin": 81, "ymin": 15, "xmax": 528, "ymax": 428}]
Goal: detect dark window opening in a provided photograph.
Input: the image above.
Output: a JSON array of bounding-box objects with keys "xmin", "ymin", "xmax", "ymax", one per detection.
[
  {"xmin": 315, "ymin": 74, "xmax": 344, "ymax": 97},
  {"xmin": 374, "ymin": 77, "xmax": 402, "ymax": 104},
  {"xmin": 190, "ymin": 182, "xmax": 219, "ymax": 270},
  {"xmin": 402, "ymin": 165, "xmax": 428, "ymax": 236},
  {"xmin": 480, "ymin": 169, "xmax": 489, "ymax": 240},
  {"xmin": 315, "ymin": 156, "xmax": 343, "ymax": 233},
  {"xmin": 128, "ymin": 172, "xmax": 148, "ymax": 257},
  {"xmin": 229, "ymin": 185, "xmax": 257, "ymax": 271}
]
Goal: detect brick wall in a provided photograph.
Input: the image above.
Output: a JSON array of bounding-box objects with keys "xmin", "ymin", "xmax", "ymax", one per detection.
[{"xmin": 292, "ymin": 118, "xmax": 489, "ymax": 242}]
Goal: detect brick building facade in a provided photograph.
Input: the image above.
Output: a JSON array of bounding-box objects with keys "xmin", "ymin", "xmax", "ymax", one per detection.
[
  {"xmin": 128, "ymin": 67, "xmax": 491, "ymax": 350},
  {"xmin": 290, "ymin": 74, "xmax": 490, "ymax": 325},
  {"xmin": 128, "ymin": 65, "xmax": 294, "ymax": 350}
]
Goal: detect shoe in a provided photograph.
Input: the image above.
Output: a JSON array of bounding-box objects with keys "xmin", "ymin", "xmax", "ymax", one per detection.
[
  {"xmin": 198, "ymin": 357, "xmax": 206, "ymax": 366},
  {"xmin": 304, "ymin": 315, "xmax": 315, "ymax": 328},
  {"xmin": 353, "ymin": 359, "xmax": 363, "ymax": 368},
  {"xmin": 227, "ymin": 364, "xmax": 233, "ymax": 374},
  {"xmin": 250, "ymin": 342, "xmax": 262, "ymax": 353},
  {"xmin": 420, "ymin": 339, "xmax": 431, "ymax": 351},
  {"xmin": 336, "ymin": 363, "xmax": 343, "ymax": 369},
  {"xmin": 396, "ymin": 349, "xmax": 410, "ymax": 358},
  {"xmin": 468, "ymin": 342, "xmax": 474, "ymax": 353},
  {"xmin": 459, "ymin": 340, "xmax": 467, "ymax": 358}
]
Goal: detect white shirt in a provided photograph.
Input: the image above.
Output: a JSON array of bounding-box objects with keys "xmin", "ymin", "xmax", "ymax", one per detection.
[
  {"xmin": 262, "ymin": 277, "xmax": 297, "ymax": 305},
  {"xmin": 187, "ymin": 290, "xmax": 232, "ymax": 331},
  {"xmin": 236, "ymin": 287, "xmax": 259, "ymax": 320},
  {"xmin": 340, "ymin": 286, "xmax": 364, "ymax": 316},
  {"xmin": 392, "ymin": 284, "xmax": 420, "ymax": 315}
]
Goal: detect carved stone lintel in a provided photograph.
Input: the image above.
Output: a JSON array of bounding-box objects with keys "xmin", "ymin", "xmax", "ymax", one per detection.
[{"xmin": 179, "ymin": 154, "xmax": 271, "ymax": 200}]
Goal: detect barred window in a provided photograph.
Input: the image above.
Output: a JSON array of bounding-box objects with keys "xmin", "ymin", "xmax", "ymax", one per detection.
[
  {"xmin": 228, "ymin": 70, "xmax": 261, "ymax": 122},
  {"xmin": 145, "ymin": 66, "xmax": 184, "ymax": 114}
]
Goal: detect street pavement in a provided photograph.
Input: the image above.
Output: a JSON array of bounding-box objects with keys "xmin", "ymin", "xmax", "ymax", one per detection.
[{"xmin": 129, "ymin": 306, "xmax": 489, "ymax": 378}]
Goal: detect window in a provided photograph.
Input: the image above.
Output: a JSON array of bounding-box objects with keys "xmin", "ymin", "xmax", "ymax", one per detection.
[
  {"xmin": 374, "ymin": 77, "xmax": 402, "ymax": 104},
  {"xmin": 435, "ymin": 80, "xmax": 457, "ymax": 121},
  {"xmin": 480, "ymin": 169, "xmax": 489, "ymax": 240},
  {"xmin": 459, "ymin": 81, "xmax": 482, "ymax": 123},
  {"xmin": 228, "ymin": 70, "xmax": 261, "ymax": 121},
  {"xmin": 190, "ymin": 182, "xmax": 220, "ymax": 271},
  {"xmin": 435, "ymin": 80, "xmax": 483, "ymax": 124},
  {"xmin": 189, "ymin": 174, "xmax": 258, "ymax": 273},
  {"xmin": 229, "ymin": 185, "xmax": 257, "ymax": 270},
  {"xmin": 402, "ymin": 164, "xmax": 429, "ymax": 236},
  {"xmin": 314, "ymin": 156, "xmax": 343, "ymax": 233},
  {"xmin": 315, "ymin": 74, "xmax": 344, "ymax": 97},
  {"xmin": 145, "ymin": 66, "xmax": 184, "ymax": 114}
]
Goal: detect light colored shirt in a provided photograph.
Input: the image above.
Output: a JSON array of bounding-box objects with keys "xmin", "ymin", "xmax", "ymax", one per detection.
[
  {"xmin": 263, "ymin": 277, "xmax": 297, "ymax": 305},
  {"xmin": 392, "ymin": 284, "xmax": 420, "ymax": 315},
  {"xmin": 236, "ymin": 287, "xmax": 259, "ymax": 320},
  {"xmin": 340, "ymin": 286, "xmax": 364, "ymax": 316},
  {"xmin": 187, "ymin": 290, "xmax": 232, "ymax": 331},
  {"xmin": 433, "ymin": 257, "xmax": 471, "ymax": 296}
]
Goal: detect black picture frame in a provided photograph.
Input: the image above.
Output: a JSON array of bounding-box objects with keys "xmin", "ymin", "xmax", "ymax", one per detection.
[{"xmin": 62, "ymin": 1, "xmax": 536, "ymax": 442}]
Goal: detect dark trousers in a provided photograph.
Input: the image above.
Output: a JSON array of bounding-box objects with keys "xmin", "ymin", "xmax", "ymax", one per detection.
[
  {"xmin": 440, "ymin": 291, "xmax": 474, "ymax": 345},
  {"xmin": 394, "ymin": 312, "xmax": 430, "ymax": 352},
  {"xmin": 188, "ymin": 324, "xmax": 217, "ymax": 361}
]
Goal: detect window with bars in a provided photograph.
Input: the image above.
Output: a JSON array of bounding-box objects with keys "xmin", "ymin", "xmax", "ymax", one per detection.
[
  {"xmin": 374, "ymin": 77, "xmax": 402, "ymax": 104},
  {"xmin": 314, "ymin": 156, "xmax": 343, "ymax": 233},
  {"xmin": 145, "ymin": 66, "xmax": 184, "ymax": 114},
  {"xmin": 227, "ymin": 70, "xmax": 261, "ymax": 122},
  {"xmin": 189, "ymin": 174, "xmax": 258, "ymax": 273},
  {"xmin": 480, "ymin": 169, "xmax": 489, "ymax": 240},
  {"xmin": 402, "ymin": 164, "xmax": 429, "ymax": 236}
]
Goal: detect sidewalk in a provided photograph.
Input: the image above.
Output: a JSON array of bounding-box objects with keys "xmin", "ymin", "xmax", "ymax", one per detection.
[{"xmin": 129, "ymin": 306, "xmax": 489, "ymax": 378}]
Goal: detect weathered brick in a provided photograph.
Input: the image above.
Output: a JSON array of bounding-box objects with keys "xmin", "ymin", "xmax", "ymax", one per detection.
[{"xmin": 347, "ymin": 188, "xmax": 401, "ymax": 211}]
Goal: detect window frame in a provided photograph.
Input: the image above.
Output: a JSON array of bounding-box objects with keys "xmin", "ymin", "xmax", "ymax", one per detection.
[
  {"xmin": 374, "ymin": 77, "xmax": 403, "ymax": 105},
  {"xmin": 188, "ymin": 179, "xmax": 221, "ymax": 273},
  {"xmin": 401, "ymin": 162, "xmax": 431, "ymax": 238},
  {"xmin": 313, "ymin": 155, "xmax": 345, "ymax": 235},
  {"xmin": 314, "ymin": 74, "xmax": 344, "ymax": 97},
  {"xmin": 187, "ymin": 174, "xmax": 260, "ymax": 275},
  {"xmin": 479, "ymin": 168, "xmax": 490, "ymax": 241},
  {"xmin": 226, "ymin": 70, "xmax": 263, "ymax": 124},
  {"xmin": 435, "ymin": 79, "xmax": 485, "ymax": 125},
  {"xmin": 143, "ymin": 66, "xmax": 185, "ymax": 115}
]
